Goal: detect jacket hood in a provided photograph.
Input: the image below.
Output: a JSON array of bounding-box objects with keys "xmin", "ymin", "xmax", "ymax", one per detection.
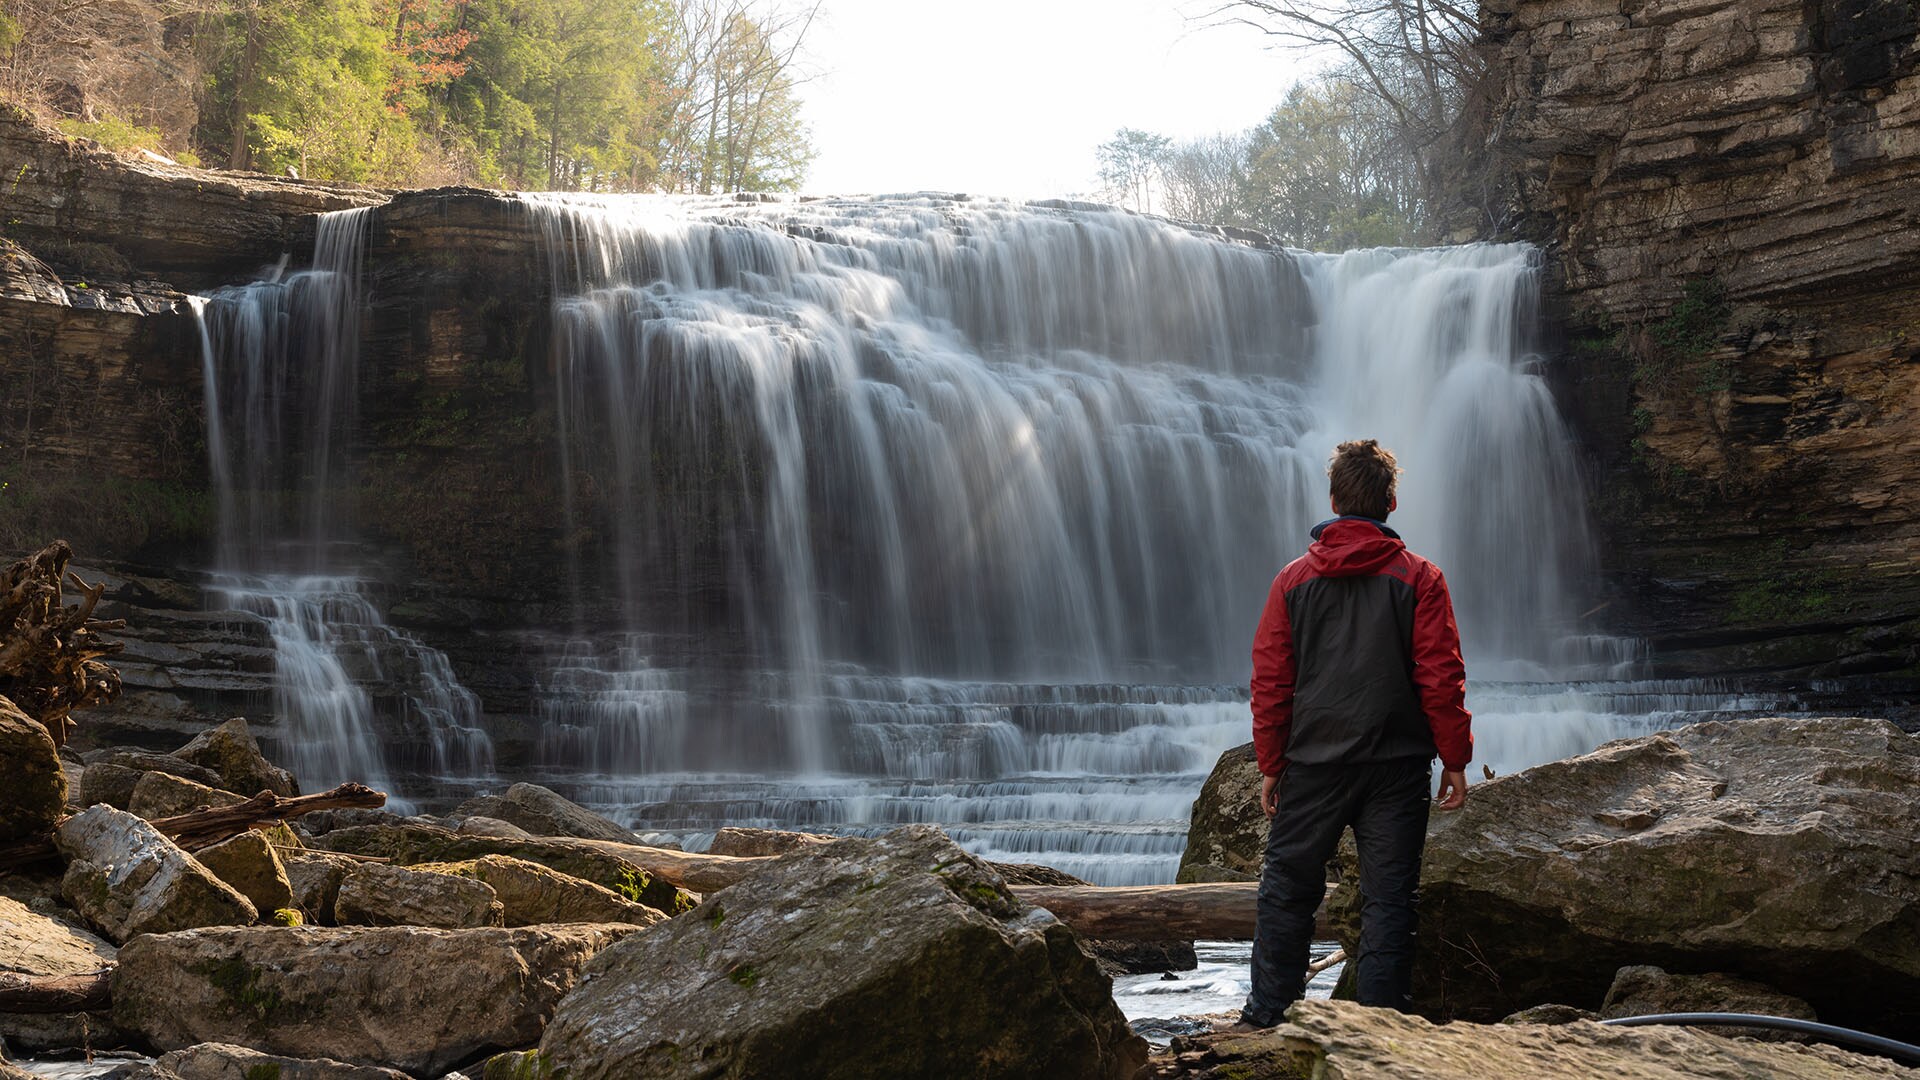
[{"xmin": 1305, "ymin": 516, "xmax": 1407, "ymax": 577}]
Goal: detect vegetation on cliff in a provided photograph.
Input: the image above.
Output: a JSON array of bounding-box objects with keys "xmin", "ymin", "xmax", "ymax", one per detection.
[{"xmin": 0, "ymin": 0, "xmax": 816, "ymax": 191}]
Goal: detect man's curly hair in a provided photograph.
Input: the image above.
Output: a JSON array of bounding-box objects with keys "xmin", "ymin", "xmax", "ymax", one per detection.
[{"xmin": 1328, "ymin": 439, "xmax": 1400, "ymax": 520}]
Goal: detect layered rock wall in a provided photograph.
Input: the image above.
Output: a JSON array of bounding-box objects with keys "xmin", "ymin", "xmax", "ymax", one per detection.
[{"xmin": 1487, "ymin": 0, "xmax": 1920, "ymax": 673}]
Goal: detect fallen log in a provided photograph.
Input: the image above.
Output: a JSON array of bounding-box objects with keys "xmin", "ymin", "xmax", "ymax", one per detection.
[
  {"xmin": 0, "ymin": 782, "xmax": 387, "ymax": 870},
  {"xmin": 0, "ymin": 969, "xmax": 112, "ymax": 1013},
  {"xmin": 0, "ymin": 540, "xmax": 125, "ymax": 747}
]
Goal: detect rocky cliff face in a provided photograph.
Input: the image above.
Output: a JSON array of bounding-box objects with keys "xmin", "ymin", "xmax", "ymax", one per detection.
[{"xmin": 1486, "ymin": 0, "xmax": 1920, "ymax": 675}]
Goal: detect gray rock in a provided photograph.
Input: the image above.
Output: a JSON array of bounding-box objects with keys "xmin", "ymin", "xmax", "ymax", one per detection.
[
  {"xmin": 284, "ymin": 852, "xmax": 359, "ymax": 925},
  {"xmin": 193, "ymin": 832, "xmax": 294, "ymax": 916},
  {"xmin": 81, "ymin": 749, "xmax": 224, "ymax": 789},
  {"xmin": 128, "ymin": 771, "xmax": 247, "ymax": 820},
  {"xmin": 1175, "ymin": 742, "xmax": 1264, "ymax": 883},
  {"xmin": 453, "ymin": 784, "xmax": 636, "ymax": 844},
  {"xmin": 539, "ymin": 824, "xmax": 1146, "ymax": 1080},
  {"xmin": 1327, "ymin": 718, "xmax": 1920, "ymax": 1039},
  {"xmin": 111, "ymin": 924, "xmax": 640, "ymax": 1075},
  {"xmin": 141, "ymin": 1043, "xmax": 411, "ymax": 1080},
  {"xmin": 55, "ymin": 806, "xmax": 257, "ymax": 943},
  {"xmin": 0, "ymin": 695, "xmax": 66, "ymax": 843},
  {"xmin": 1500, "ymin": 1004, "xmax": 1600, "ymax": 1025},
  {"xmin": 174, "ymin": 718, "xmax": 296, "ymax": 797},
  {"xmin": 335, "ymin": 862, "xmax": 504, "ymax": 929},
  {"xmin": 455, "ymin": 815, "xmax": 534, "ymax": 839}
]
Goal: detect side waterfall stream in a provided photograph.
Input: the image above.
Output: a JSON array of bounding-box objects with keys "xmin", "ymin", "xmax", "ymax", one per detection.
[{"xmin": 189, "ymin": 196, "xmax": 1819, "ymax": 1023}]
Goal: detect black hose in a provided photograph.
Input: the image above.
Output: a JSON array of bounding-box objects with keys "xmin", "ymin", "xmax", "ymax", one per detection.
[{"xmin": 1599, "ymin": 1012, "xmax": 1920, "ymax": 1065}]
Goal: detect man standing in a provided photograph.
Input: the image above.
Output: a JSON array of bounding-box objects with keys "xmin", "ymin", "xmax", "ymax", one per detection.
[{"xmin": 1239, "ymin": 438, "xmax": 1473, "ymax": 1026}]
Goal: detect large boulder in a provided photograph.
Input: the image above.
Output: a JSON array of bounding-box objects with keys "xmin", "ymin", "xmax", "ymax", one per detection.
[
  {"xmin": 1156, "ymin": 999, "xmax": 1914, "ymax": 1079},
  {"xmin": 415, "ymin": 855, "xmax": 664, "ymax": 927},
  {"xmin": 174, "ymin": 718, "xmax": 296, "ymax": 797},
  {"xmin": 1329, "ymin": 718, "xmax": 1920, "ymax": 1038},
  {"xmin": 1175, "ymin": 742, "xmax": 1264, "ymax": 883},
  {"xmin": 315, "ymin": 823, "xmax": 695, "ymax": 916},
  {"xmin": 55, "ymin": 806, "xmax": 257, "ymax": 942},
  {"xmin": 128, "ymin": 771, "xmax": 247, "ymax": 820},
  {"xmin": 81, "ymin": 749, "xmax": 225, "ymax": 788},
  {"xmin": 539, "ymin": 825, "xmax": 1146, "ymax": 1080},
  {"xmin": 0, "ymin": 695, "xmax": 67, "ymax": 842},
  {"xmin": 334, "ymin": 863, "xmax": 504, "ymax": 929},
  {"xmin": 111, "ymin": 924, "xmax": 640, "ymax": 1075},
  {"xmin": 193, "ymin": 832, "xmax": 294, "ymax": 915},
  {"xmin": 0, "ymin": 895, "xmax": 123, "ymax": 1052},
  {"xmin": 78, "ymin": 761, "xmax": 145, "ymax": 810},
  {"xmin": 453, "ymin": 784, "xmax": 637, "ymax": 844},
  {"xmin": 139, "ymin": 1043, "xmax": 410, "ymax": 1080}
]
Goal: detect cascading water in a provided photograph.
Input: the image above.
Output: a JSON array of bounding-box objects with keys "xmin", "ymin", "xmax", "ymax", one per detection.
[
  {"xmin": 194, "ymin": 209, "xmax": 493, "ymax": 802},
  {"xmin": 518, "ymin": 193, "xmax": 1688, "ymax": 884}
]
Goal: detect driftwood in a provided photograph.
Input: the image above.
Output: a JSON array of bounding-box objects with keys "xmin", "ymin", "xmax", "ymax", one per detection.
[
  {"xmin": 0, "ymin": 782, "xmax": 387, "ymax": 869},
  {"xmin": 0, "ymin": 969, "xmax": 112, "ymax": 1013},
  {"xmin": 0, "ymin": 540, "xmax": 124, "ymax": 746}
]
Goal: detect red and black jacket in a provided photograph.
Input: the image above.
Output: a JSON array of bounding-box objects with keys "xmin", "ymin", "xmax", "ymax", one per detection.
[{"xmin": 1250, "ymin": 516, "xmax": 1472, "ymax": 777}]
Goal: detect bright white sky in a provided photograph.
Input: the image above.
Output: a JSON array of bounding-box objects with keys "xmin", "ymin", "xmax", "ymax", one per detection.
[{"xmin": 794, "ymin": 0, "xmax": 1313, "ymax": 199}]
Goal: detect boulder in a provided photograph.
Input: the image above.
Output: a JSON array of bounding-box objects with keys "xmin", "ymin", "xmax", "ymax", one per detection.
[
  {"xmin": 0, "ymin": 695, "xmax": 67, "ymax": 842},
  {"xmin": 1328, "ymin": 718, "xmax": 1920, "ymax": 1038},
  {"xmin": 334, "ymin": 862, "xmax": 504, "ymax": 929},
  {"xmin": 78, "ymin": 762, "xmax": 145, "ymax": 810},
  {"xmin": 1601, "ymin": 965, "xmax": 1818, "ymax": 1027},
  {"xmin": 283, "ymin": 853, "xmax": 359, "ymax": 924},
  {"xmin": 1175, "ymin": 742, "xmax": 1264, "ymax": 883},
  {"xmin": 55, "ymin": 806, "xmax": 257, "ymax": 943},
  {"xmin": 453, "ymin": 784, "xmax": 636, "ymax": 844},
  {"xmin": 456, "ymin": 815, "xmax": 534, "ymax": 839},
  {"xmin": 1157, "ymin": 999, "xmax": 1914, "ymax": 1079},
  {"xmin": 192, "ymin": 832, "xmax": 294, "ymax": 915},
  {"xmin": 415, "ymin": 856, "xmax": 663, "ymax": 927},
  {"xmin": 539, "ymin": 825, "xmax": 1146, "ymax": 1080},
  {"xmin": 140, "ymin": 1043, "xmax": 411, "ymax": 1080},
  {"xmin": 111, "ymin": 924, "xmax": 640, "ymax": 1075},
  {"xmin": 315, "ymin": 823, "xmax": 695, "ymax": 916},
  {"xmin": 174, "ymin": 718, "xmax": 296, "ymax": 797},
  {"xmin": 0, "ymin": 895, "xmax": 123, "ymax": 1053},
  {"xmin": 81, "ymin": 749, "xmax": 225, "ymax": 789},
  {"xmin": 128, "ymin": 771, "xmax": 247, "ymax": 820},
  {"xmin": 705, "ymin": 826, "xmax": 833, "ymax": 857}
]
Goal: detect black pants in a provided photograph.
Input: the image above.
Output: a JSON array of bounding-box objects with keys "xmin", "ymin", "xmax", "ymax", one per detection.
[{"xmin": 1241, "ymin": 757, "xmax": 1431, "ymax": 1025}]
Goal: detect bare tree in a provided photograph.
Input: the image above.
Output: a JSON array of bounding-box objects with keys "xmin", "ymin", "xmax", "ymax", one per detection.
[
  {"xmin": 1097, "ymin": 127, "xmax": 1172, "ymax": 212},
  {"xmin": 1158, "ymin": 132, "xmax": 1248, "ymax": 225},
  {"xmin": 655, "ymin": 0, "xmax": 819, "ymax": 194}
]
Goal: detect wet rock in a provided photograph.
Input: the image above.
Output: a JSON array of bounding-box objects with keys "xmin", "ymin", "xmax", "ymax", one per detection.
[
  {"xmin": 1175, "ymin": 743, "xmax": 1263, "ymax": 883},
  {"xmin": 452, "ymin": 784, "xmax": 635, "ymax": 844},
  {"xmin": 415, "ymin": 856, "xmax": 663, "ymax": 927},
  {"xmin": 55, "ymin": 805, "xmax": 257, "ymax": 943},
  {"xmin": 1601, "ymin": 965, "xmax": 1818, "ymax": 1032},
  {"xmin": 192, "ymin": 832, "xmax": 294, "ymax": 915},
  {"xmin": 0, "ymin": 895, "xmax": 123, "ymax": 1053},
  {"xmin": 315, "ymin": 823, "xmax": 695, "ymax": 916},
  {"xmin": 335, "ymin": 862, "xmax": 504, "ymax": 929},
  {"xmin": 174, "ymin": 718, "xmax": 296, "ymax": 797},
  {"xmin": 705, "ymin": 826, "xmax": 832, "ymax": 857},
  {"xmin": 139, "ymin": 1043, "xmax": 411, "ymax": 1080},
  {"xmin": 1330, "ymin": 718, "xmax": 1920, "ymax": 1038},
  {"xmin": 456, "ymin": 815, "xmax": 533, "ymax": 839},
  {"xmin": 128, "ymin": 772, "xmax": 247, "ymax": 820},
  {"xmin": 539, "ymin": 825, "xmax": 1146, "ymax": 1080},
  {"xmin": 0, "ymin": 695, "xmax": 67, "ymax": 842},
  {"xmin": 1152, "ymin": 999, "xmax": 1913, "ymax": 1079},
  {"xmin": 111, "ymin": 924, "xmax": 639, "ymax": 1075},
  {"xmin": 283, "ymin": 853, "xmax": 359, "ymax": 925}
]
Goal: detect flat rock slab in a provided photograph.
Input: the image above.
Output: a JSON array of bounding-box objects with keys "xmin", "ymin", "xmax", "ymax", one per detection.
[
  {"xmin": 139, "ymin": 1043, "xmax": 411, "ymax": 1080},
  {"xmin": 453, "ymin": 784, "xmax": 637, "ymax": 844},
  {"xmin": 334, "ymin": 862, "xmax": 504, "ymax": 929},
  {"xmin": 414, "ymin": 855, "xmax": 664, "ymax": 927},
  {"xmin": 1150, "ymin": 999, "xmax": 1919, "ymax": 1079},
  {"xmin": 540, "ymin": 824, "xmax": 1146, "ymax": 1080},
  {"xmin": 112, "ymin": 924, "xmax": 641, "ymax": 1075},
  {"xmin": 56, "ymin": 805, "xmax": 257, "ymax": 943}
]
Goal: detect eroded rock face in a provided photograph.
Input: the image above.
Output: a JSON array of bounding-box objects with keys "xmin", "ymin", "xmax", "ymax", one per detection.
[
  {"xmin": 1330, "ymin": 718, "xmax": 1920, "ymax": 1038},
  {"xmin": 0, "ymin": 696, "xmax": 67, "ymax": 842},
  {"xmin": 334, "ymin": 862, "xmax": 504, "ymax": 929},
  {"xmin": 111, "ymin": 924, "xmax": 639, "ymax": 1074},
  {"xmin": 140, "ymin": 1043, "xmax": 411, "ymax": 1080},
  {"xmin": 540, "ymin": 825, "xmax": 1146, "ymax": 1080},
  {"xmin": 1175, "ymin": 742, "xmax": 1263, "ymax": 884},
  {"xmin": 55, "ymin": 805, "xmax": 257, "ymax": 942},
  {"xmin": 1148, "ymin": 999, "xmax": 1915, "ymax": 1079},
  {"xmin": 174, "ymin": 718, "xmax": 296, "ymax": 798},
  {"xmin": 453, "ymin": 784, "xmax": 636, "ymax": 844}
]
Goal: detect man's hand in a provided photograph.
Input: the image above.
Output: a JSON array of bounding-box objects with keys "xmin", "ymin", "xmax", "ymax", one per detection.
[
  {"xmin": 1435, "ymin": 768, "xmax": 1467, "ymax": 811},
  {"xmin": 1261, "ymin": 773, "xmax": 1280, "ymax": 818}
]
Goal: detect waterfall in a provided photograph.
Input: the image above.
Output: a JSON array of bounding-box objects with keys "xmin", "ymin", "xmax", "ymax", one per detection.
[{"xmin": 194, "ymin": 208, "xmax": 493, "ymax": 800}]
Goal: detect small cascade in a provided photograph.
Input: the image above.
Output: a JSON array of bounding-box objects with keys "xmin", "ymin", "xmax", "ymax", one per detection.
[{"xmin": 194, "ymin": 208, "xmax": 494, "ymax": 797}]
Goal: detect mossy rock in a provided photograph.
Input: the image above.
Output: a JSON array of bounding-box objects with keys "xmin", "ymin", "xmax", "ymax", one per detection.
[{"xmin": 0, "ymin": 696, "xmax": 67, "ymax": 843}]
